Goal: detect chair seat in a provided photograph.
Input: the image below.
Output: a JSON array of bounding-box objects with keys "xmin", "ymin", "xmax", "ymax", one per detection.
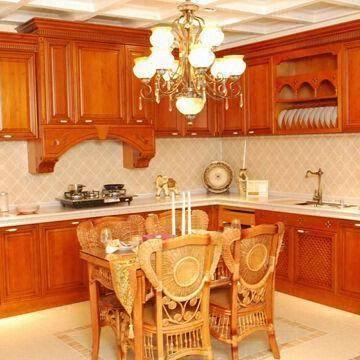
[{"xmin": 210, "ymin": 286, "xmax": 232, "ymax": 310}]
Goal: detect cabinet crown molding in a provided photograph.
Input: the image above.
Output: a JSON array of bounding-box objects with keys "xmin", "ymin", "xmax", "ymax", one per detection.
[{"xmin": 17, "ymin": 17, "xmax": 151, "ymax": 46}]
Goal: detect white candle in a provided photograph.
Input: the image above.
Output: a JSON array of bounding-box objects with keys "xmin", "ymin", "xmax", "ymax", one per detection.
[
  {"xmin": 181, "ymin": 192, "xmax": 186, "ymax": 236},
  {"xmin": 171, "ymin": 192, "xmax": 176, "ymax": 236},
  {"xmin": 187, "ymin": 191, "xmax": 192, "ymax": 234},
  {"xmin": 242, "ymin": 140, "xmax": 247, "ymax": 169}
]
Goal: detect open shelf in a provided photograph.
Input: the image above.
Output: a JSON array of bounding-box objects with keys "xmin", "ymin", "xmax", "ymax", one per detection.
[{"xmin": 275, "ymin": 95, "xmax": 337, "ymax": 103}]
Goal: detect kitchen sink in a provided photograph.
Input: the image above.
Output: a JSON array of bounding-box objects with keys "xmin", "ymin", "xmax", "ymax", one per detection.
[{"xmin": 295, "ymin": 201, "xmax": 357, "ymax": 209}]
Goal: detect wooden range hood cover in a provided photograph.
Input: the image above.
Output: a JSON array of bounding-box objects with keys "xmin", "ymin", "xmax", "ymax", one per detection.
[{"xmin": 28, "ymin": 125, "xmax": 155, "ymax": 174}]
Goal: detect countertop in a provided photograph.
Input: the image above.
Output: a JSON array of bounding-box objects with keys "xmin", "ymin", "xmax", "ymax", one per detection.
[{"xmin": 1, "ymin": 193, "xmax": 360, "ymax": 228}]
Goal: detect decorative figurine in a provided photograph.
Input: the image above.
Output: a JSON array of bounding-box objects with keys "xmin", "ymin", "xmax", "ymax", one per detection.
[{"xmin": 155, "ymin": 175, "xmax": 180, "ymax": 198}]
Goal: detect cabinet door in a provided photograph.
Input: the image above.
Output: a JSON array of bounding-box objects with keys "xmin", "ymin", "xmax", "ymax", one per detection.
[
  {"xmin": 276, "ymin": 226, "xmax": 294, "ymax": 282},
  {"xmin": 338, "ymin": 223, "xmax": 360, "ymax": 297},
  {"xmin": 183, "ymin": 98, "xmax": 217, "ymax": 137},
  {"xmin": 40, "ymin": 221, "xmax": 86, "ymax": 294},
  {"xmin": 0, "ymin": 51, "xmax": 37, "ymax": 140},
  {"xmin": 0, "ymin": 226, "xmax": 41, "ymax": 303},
  {"xmin": 294, "ymin": 228, "xmax": 336, "ymax": 291},
  {"xmin": 155, "ymin": 97, "xmax": 182, "ymax": 137},
  {"xmin": 125, "ymin": 45, "xmax": 154, "ymax": 125},
  {"xmin": 74, "ymin": 42, "xmax": 126, "ymax": 124},
  {"xmin": 218, "ymin": 76, "xmax": 245, "ymax": 136},
  {"xmin": 245, "ymin": 57, "xmax": 272, "ymax": 135},
  {"xmin": 343, "ymin": 42, "xmax": 360, "ymax": 132},
  {"xmin": 44, "ymin": 39, "xmax": 74, "ymax": 125}
]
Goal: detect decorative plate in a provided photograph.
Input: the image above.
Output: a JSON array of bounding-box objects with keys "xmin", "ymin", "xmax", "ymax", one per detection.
[{"xmin": 203, "ymin": 161, "xmax": 234, "ymax": 193}]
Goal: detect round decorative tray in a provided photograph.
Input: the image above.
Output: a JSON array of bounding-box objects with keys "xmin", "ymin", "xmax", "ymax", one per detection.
[{"xmin": 203, "ymin": 161, "xmax": 234, "ymax": 193}]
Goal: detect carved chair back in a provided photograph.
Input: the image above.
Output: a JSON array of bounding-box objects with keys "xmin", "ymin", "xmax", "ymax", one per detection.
[
  {"xmin": 77, "ymin": 215, "xmax": 146, "ymax": 251},
  {"xmin": 145, "ymin": 209, "xmax": 209, "ymax": 235},
  {"xmin": 222, "ymin": 223, "xmax": 284, "ymax": 308},
  {"xmin": 137, "ymin": 233, "xmax": 222, "ymax": 359}
]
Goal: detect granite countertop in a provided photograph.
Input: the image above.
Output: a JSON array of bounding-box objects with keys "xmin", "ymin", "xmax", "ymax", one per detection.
[{"xmin": 1, "ymin": 192, "xmax": 360, "ymax": 228}]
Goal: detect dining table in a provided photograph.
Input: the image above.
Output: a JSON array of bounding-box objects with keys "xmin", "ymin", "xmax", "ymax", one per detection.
[{"xmin": 79, "ymin": 234, "xmax": 230, "ymax": 360}]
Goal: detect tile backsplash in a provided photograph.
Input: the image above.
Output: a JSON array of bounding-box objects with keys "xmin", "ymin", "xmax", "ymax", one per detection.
[
  {"xmin": 1, "ymin": 133, "xmax": 360, "ymax": 205},
  {"xmin": 0, "ymin": 138, "xmax": 221, "ymax": 204},
  {"xmin": 223, "ymin": 134, "xmax": 360, "ymax": 200}
]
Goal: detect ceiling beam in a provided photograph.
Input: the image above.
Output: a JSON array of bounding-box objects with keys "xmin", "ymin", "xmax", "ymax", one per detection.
[
  {"xmin": 0, "ymin": 0, "xmax": 32, "ymax": 19},
  {"xmin": 68, "ymin": 0, "xmax": 133, "ymax": 21},
  {"xmin": 323, "ymin": 0, "xmax": 360, "ymax": 9}
]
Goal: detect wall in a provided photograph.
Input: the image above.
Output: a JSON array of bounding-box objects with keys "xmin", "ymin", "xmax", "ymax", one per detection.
[
  {"xmin": 0, "ymin": 138, "xmax": 221, "ymax": 205},
  {"xmin": 1, "ymin": 133, "xmax": 360, "ymax": 205},
  {"xmin": 223, "ymin": 134, "xmax": 360, "ymax": 200}
]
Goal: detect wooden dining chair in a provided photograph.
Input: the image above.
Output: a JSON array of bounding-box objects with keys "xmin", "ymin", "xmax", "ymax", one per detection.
[
  {"xmin": 209, "ymin": 223, "xmax": 285, "ymax": 360},
  {"xmin": 131, "ymin": 233, "xmax": 222, "ymax": 360},
  {"xmin": 145, "ymin": 209, "xmax": 209, "ymax": 234},
  {"xmin": 76, "ymin": 215, "xmax": 145, "ymax": 360}
]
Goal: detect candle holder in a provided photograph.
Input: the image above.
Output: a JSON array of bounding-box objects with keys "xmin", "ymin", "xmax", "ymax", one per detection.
[{"xmin": 237, "ymin": 168, "xmax": 248, "ymax": 198}]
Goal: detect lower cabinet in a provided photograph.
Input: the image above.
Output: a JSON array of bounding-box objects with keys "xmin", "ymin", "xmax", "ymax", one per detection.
[
  {"xmin": 294, "ymin": 228, "xmax": 336, "ymax": 291},
  {"xmin": 255, "ymin": 210, "xmax": 359, "ymax": 313},
  {"xmin": 0, "ymin": 226, "xmax": 41, "ymax": 304},
  {"xmin": 40, "ymin": 220, "xmax": 87, "ymax": 295},
  {"xmin": 338, "ymin": 221, "xmax": 360, "ymax": 298}
]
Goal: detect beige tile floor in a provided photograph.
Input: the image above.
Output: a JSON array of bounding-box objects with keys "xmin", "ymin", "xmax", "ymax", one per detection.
[{"xmin": 0, "ymin": 292, "xmax": 359, "ymax": 360}]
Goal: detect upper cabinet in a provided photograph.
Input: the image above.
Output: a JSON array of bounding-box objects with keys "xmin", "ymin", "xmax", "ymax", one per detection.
[
  {"xmin": 273, "ymin": 45, "xmax": 341, "ymax": 135},
  {"xmin": 183, "ymin": 98, "xmax": 217, "ymax": 137},
  {"xmin": 0, "ymin": 34, "xmax": 38, "ymax": 140},
  {"xmin": 154, "ymin": 97, "xmax": 182, "ymax": 137},
  {"xmin": 43, "ymin": 38, "xmax": 74, "ymax": 125},
  {"xmin": 74, "ymin": 42, "xmax": 126, "ymax": 125},
  {"xmin": 20, "ymin": 19, "xmax": 155, "ymax": 172},
  {"xmin": 245, "ymin": 57, "xmax": 272, "ymax": 135},
  {"xmin": 342, "ymin": 41, "xmax": 360, "ymax": 132},
  {"xmin": 125, "ymin": 45, "xmax": 154, "ymax": 125},
  {"xmin": 218, "ymin": 75, "xmax": 246, "ymax": 136}
]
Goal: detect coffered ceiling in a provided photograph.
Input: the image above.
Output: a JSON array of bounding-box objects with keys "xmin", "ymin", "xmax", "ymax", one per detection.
[{"xmin": 0, "ymin": 0, "xmax": 360, "ymax": 48}]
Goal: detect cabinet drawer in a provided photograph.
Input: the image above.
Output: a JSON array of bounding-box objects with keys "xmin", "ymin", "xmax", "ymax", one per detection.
[{"xmin": 219, "ymin": 206, "xmax": 255, "ymax": 227}]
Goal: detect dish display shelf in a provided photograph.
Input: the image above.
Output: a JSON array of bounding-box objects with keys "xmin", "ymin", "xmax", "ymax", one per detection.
[{"xmin": 274, "ymin": 50, "xmax": 340, "ymax": 134}]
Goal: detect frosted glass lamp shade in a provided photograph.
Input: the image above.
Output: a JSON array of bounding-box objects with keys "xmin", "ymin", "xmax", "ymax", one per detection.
[
  {"xmin": 133, "ymin": 57, "xmax": 156, "ymax": 79},
  {"xmin": 223, "ymin": 55, "xmax": 246, "ymax": 76},
  {"xmin": 176, "ymin": 96, "xmax": 205, "ymax": 116},
  {"xmin": 200, "ymin": 26, "xmax": 224, "ymax": 47},
  {"xmin": 150, "ymin": 26, "xmax": 174, "ymax": 48},
  {"xmin": 189, "ymin": 44, "xmax": 215, "ymax": 69},
  {"xmin": 149, "ymin": 47, "xmax": 175, "ymax": 71},
  {"xmin": 210, "ymin": 58, "xmax": 229, "ymax": 79}
]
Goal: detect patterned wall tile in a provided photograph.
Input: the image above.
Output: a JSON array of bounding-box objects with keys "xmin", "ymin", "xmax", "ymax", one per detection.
[
  {"xmin": 0, "ymin": 138, "xmax": 222, "ymax": 204},
  {"xmin": 1, "ymin": 133, "xmax": 360, "ymax": 205},
  {"xmin": 223, "ymin": 133, "xmax": 360, "ymax": 199}
]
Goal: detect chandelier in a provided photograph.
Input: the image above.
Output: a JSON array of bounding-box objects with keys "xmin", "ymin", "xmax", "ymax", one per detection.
[{"xmin": 133, "ymin": 0, "xmax": 246, "ymax": 124}]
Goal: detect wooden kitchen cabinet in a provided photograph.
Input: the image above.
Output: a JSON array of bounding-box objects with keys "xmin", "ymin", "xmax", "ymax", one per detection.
[
  {"xmin": 0, "ymin": 50, "xmax": 37, "ymax": 140},
  {"xmin": 183, "ymin": 98, "xmax": 217, "ymax": 137},
  {"xmin": 294, "ymin": 227, "xmax": 336, "ymax": 291},
  {"xmin": 338, "ymin": 221, "xmax": 360, "ymax": 298},
  {"xmin": 42, "ymin": 38, "xmax": 75, "ymax": 125},
  {"xmin": 342, "ymin": 41, "xmax": 360, "ymax": 132},
  {"xmin": 0, "ymin": 226, "xmax": 41, "ymax": 304},
  {"xmin": 218, "ymin": 76, "xmax": 246, "ymax": 136},
  {"xmin": 74, "ymin": 41, "xmax": 126, "ymax": 125},
  {"xmin": 245, "ymin": 57, "xmax": 273, "ymax": 135},
  {"xmin": 154, "ymin": 97, "xmax": 182, "ymax": 137},
  {"xmin": 125, "ymin": 45, "xmax": 154, "ymax": 125},
  {"xmin": 40, "ymin": 220, "xmax": 87, "ymax": 295}
]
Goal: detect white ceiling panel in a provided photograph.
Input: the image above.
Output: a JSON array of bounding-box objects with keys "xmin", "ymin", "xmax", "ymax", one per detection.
[{"xmin": 0, "ymin": 0, "xmax": 358, "ymax": 48}]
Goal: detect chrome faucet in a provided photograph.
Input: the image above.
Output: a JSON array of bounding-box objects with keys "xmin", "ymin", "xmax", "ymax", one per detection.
[{"xmin": 305, "ymin": 168, "xmax": 324, "ymax": 206}]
